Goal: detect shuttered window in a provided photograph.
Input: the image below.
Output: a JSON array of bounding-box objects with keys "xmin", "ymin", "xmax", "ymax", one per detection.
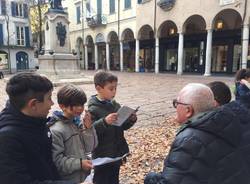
[
  {"xmin": 110, "ymin": 0, "xmax": 115, "ymax": 14},
  {"xmin": 16, "ymin": 26, "xmax": 25, "ymax": 46},
  {"xmin": 125, "ymin": 0, "xmax": 131, "ymax": 9},
  {"xmin": 1, "ymin": 0, "xmax": 6, "ymax": 15},
  {"xmin": 76, "ymin": 6, "xmax": 81, "ymax": 24},
  {"xmin": 11, "ymin": 2, "xmax": 27, "ymax": 18},
  {"xmin": 11, "ymin": 2, "xmax": 16, "ymax": 16},
  {"xmin": 0, "ymin": 24, "xmax": 3, "ymax": 45},
  {"xmin": 25, "ymin": 27, "xmax": 30, "ymax": 47}
]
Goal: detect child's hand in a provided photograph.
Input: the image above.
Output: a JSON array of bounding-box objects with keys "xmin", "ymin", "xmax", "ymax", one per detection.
[
  {"xmin": 129, "ymin": 113, "xmax": 137, "ymax": 123},
  {"xmin": 83, "ymin": 110, "xmax": 92, "ymax": 129},
  {"xmin": 81, "ymin": 159, "xmax": 93, "ymax": 171},
  {"xmin": 105, "ymin": 113, "xmax": 118, "ymax": 125}
]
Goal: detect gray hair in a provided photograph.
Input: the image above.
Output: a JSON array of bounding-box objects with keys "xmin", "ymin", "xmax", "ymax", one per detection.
[{"xmin": 178, "ymin": 83, "xmax": 215, "ymax": 115}]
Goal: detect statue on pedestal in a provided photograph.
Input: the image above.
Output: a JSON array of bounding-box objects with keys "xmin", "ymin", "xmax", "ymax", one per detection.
[
  {"xmin": 49, "ymin": 0, "xmax": 63, "ymax": 10},
  {"xmin": 56, "ymin": 22, "xmax": 66, "ymax": 47}
]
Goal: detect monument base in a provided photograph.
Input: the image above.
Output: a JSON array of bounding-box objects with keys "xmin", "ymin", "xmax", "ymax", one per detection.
[
  {"xmin": 38, "ymin": 53, "xmax": 93, "ymax": 86},
  {"xmin": 38, "ymin": 53, "xmax": 80, "ymax": 76}
]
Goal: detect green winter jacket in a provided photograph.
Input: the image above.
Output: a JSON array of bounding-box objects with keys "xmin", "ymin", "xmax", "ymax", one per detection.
[{"xmin": 88, "ymin": 95, "xmax": 136, "ymax": 159}]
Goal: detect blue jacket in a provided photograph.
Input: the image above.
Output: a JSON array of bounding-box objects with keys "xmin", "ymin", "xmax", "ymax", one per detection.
[
  {"xmin": 0, "ymin": 102, "xmax": 75, "ymax": 184},
  {"xmin": 235, "ymin": 82, "xmax": 250, "ymax": 100},
  {"xmin": 145, "ymin": 100, "xmax": 250, "ymax": 184}
]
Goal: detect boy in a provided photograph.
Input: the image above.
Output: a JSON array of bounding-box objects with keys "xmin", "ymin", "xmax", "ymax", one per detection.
[
  {"xmin": 88, "ymin": 71, "xmax": 137, "ymax": 184},
  {"xmin": 0, "ymin": 72, "xmax": 75, "ymax": 184},
  {"xmin": 49, "ymin": 84, "xmax": 98, "ymax": 183},
  {"xmin": 207, "ymin": 81, "xmax": 231, "ymax": 106}
]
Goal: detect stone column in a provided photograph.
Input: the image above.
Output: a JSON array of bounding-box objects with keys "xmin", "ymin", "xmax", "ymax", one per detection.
[
  {"xmin": 155, "ymin": 37, "xmax": 159, "ymax": 74},
  {"xmin": 106, "ymin": 43, "xmax": 110, "ymax": 70},
  {"xmin": 204, "ymin": 29, "xmax": 213, "ymax": 76},
  {"xmin": 94, "ymin": 44, "xmax": 98, "ymax": 70},
  {"xmin": 120, "ymin": 41, "xmax": 124, "ymax": 71},
  {"xmin": 135, "ymin": 39, "xmax": 140, "ymax": 72},
  {"xmin": 242, "ymin": 24, "xmax": 249, "ymax": 69},
  {"xmin": 84, "ymin": 45, "xmax": 88, "ymax": 70},
  {"xmin": 177, "ymin": 33, "xmax": 184, "ymax": 75}
]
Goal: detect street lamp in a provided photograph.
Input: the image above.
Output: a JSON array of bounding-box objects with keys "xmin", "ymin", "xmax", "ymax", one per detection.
[{"xmin": 81, "ymin": 0, "xmax": 86, "ymax": 70}]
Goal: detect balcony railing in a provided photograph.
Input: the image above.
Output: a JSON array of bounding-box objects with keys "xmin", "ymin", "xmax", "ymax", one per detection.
[{"xmin": 86, "ymin": 14, "xmax": 107, "ymax": 28}]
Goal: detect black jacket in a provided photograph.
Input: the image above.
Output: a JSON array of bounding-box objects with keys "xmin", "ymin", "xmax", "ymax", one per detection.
[
  {"xmin": 88, "ymin": 96, "xmax": 136, "ymax": 159},
  {"xmin": 0, "ymin": 102, "xmax": 75, "ymax": 184},
  {"xmin": 145, "ymin": 100, "xmax": 250, "ymax": 184}
]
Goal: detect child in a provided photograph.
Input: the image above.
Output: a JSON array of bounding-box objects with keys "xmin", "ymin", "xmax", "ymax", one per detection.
[
  {"xmin": 207, "ymin": 81, "xmax": 231, "ymax": 106},
  {"xmin": 49, "ymin": 84, "xmax": 98, "ymax": 183},
  {"xmin": 88, "ymin": 71, "xmax": 137, "ymax": 184},
  {"xmin": 235, "ymin": 69, "xmax": 250, "ymax": 100},
  {"xmin": 0, "ymin": 72, "xmax": 76, "ymax": 184}
]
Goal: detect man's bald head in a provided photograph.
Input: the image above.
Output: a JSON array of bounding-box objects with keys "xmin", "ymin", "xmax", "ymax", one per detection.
[{"xmin": 176, "ymin": 83, "xmax": 215, "ymax": 124}]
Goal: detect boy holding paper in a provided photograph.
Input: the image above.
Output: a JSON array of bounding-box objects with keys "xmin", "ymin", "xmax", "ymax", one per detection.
[
  {"xmin": 49, "ymin": 84, "xmax": 98, "ymax": 183},
  {"xmin": 88, "ymin": 71, "xmax": 137, "ymax": 184}
]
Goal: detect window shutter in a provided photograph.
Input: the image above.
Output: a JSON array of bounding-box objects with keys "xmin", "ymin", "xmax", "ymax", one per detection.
[
  {"xmin": 0, "ymin": 24, "xmax": 3, "ymax": 45},
  {"xmin": 76, "ymin": 6, "xmax": 81, "ymax": 24},
  {"xmin": 24, "ymin": 4, "xmax": 28, "ymax": 18},
  {"xmin": 1, "ymin": 0, "xmax": 6, "ymax": 15},
  {"xmin": 110, "ymin": 0, "xmax": 115, "ymax": 13},
  {"xmin": 25, "ymin": 27, "xmax": 30, "ymax": 47},
  {"xmin": 11, "ymin": 2, "xmax": 16, "ymax": 16},
  {"xmin": 125, "ymin": 0, "xmax": 131, "ymax": 9}
]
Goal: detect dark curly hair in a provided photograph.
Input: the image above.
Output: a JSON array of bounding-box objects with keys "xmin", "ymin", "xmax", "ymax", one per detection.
[{"xmin": 6, "ymin": 72, "xmax": 53, "ymax": 110}]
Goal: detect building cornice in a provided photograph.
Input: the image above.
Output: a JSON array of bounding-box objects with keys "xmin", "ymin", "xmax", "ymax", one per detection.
[{"xmin": 69, "ymin": 16, "xmax": 136, "ymax": 34}]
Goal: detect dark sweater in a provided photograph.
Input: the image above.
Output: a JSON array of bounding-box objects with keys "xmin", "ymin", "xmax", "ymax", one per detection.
[
  {"xmin": 0, "ymin": 102, "xmax": 75, "ymax": 184},
  {"xmin": 88, "ymin": 95, "xmax": 136, "ymax": 159},
  {"xmin": 145, "ymin": 100, "xmax": 250, "ymax": 184}
]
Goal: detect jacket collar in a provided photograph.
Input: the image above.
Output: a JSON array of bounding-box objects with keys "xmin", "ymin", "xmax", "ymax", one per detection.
[{"xmin": 0, "ymin": 101, "xmax": 48, "ymax": 129}]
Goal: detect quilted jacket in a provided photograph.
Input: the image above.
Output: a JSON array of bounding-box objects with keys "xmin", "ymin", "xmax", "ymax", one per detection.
[{"xmin": 145, "ymin": 100, "xmax": 250, "ymax": 184}]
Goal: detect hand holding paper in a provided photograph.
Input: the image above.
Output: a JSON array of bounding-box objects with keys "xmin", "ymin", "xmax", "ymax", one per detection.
[
  {"xmin": 112, "ymin": 106, "xmax": 139, "ymax": 126},
  {"xmin": 104, "ymin": 113, "xmax": 118, "ymax": 125},
  {"xmin": 92, "ymin": 153, "xmax": 129, "ymax": 166}
]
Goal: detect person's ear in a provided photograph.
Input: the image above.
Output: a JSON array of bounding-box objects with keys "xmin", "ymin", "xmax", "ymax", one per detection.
[
  {"xmin": 186, "ymin": 105, "xmax": 194, "ymax": 119},
  {"xmin": 214, "ymin": 100, "xmax": 220, "ymax": 107},
  {"xmin": 59, "ymin": 104, "xmax": 66, "ymax": 111},
  {"xmin": 96, "ymin": 85, "xmax": 102, "ymax": 92},
  {"xmin": 27, "ymin": 99, "xmax": 38, "ymax": 110}
]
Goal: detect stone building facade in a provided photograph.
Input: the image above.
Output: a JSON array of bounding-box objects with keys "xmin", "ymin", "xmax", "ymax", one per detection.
[
  {"xmin": 63, "ymin": 0, "xmax": 250, "ymax": 75},
  {"xmin": 0, "ymin": 0, "xmax": 35, "ymax": 73}
]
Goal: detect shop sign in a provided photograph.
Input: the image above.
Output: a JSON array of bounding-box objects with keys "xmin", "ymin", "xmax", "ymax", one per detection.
[
  {"xmin": 157, "ymin": 0, "xmax": 175, "ymax": 11},
  {"xmin": 220, "ymin": 0, "xmax": 235, "ymax": 6},
  {"xmin": 96, "ymin": 33, "xmax": 105, "ymax": 43}
]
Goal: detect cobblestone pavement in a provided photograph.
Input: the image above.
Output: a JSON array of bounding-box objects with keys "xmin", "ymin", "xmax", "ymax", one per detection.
[{"xmin": 0, "ymin": 71, "xmax": 235, "ymax": 127}]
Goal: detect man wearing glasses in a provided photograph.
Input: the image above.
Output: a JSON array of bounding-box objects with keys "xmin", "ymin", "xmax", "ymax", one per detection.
[{"xmin": 145, "ymin": 83, "xmax": 250, "ymax": 184}]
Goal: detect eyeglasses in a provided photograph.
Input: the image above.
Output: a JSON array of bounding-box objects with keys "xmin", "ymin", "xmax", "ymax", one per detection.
[{"xmin": 172, "ymin": 99, "xmax": 191, "ymax": 108}]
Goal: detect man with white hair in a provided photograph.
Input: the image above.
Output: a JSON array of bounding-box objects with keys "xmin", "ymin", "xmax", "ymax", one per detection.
[
  {"xmin": 144, "ymin": 83, "xmax": 250, "ymax": 184},
  {"xmin": 174, "ymin": 83, "xmax": 215, "ymax": 124}
]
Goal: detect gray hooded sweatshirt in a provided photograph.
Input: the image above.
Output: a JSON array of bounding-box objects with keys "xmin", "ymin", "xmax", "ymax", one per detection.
[{"xmin": 49, "ymin": 111, "xmax": 98, "ymax": 183}]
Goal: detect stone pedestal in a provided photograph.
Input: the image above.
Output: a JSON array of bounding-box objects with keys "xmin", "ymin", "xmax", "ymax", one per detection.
[
  {"xmin": 38, "ymin": 53, "xmax": 79, "ymax": 76},
  {"xmin": 38, "ymin": 9, "xmax": 80, "ymax": 76}
]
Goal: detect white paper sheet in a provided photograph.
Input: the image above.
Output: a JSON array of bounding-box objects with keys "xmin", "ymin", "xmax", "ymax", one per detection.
[
  {"xmin": 112, "ymin": 106, "xmax": 136, "ymax": 126},
  {"xmin": 92, "ymin": 153, "xmax": 128, "ymax": 166}
]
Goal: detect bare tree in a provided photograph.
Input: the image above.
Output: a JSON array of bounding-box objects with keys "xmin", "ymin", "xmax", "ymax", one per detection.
[
  {"xmin": 1, "ymin": 0, "xmax": 11, "ymax": 73},
  {"xmin": 29, "ymin": 0, "xmax": 49, "ymax": 52}
]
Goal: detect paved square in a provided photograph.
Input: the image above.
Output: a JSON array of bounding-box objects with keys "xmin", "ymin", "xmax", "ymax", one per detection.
[
  {"xmin": 0, "ymin": 71, "xmax": 235, "ymax": 183},
  {"xmin": 0, "ymin": 71, "xmax": 235, "ymax": 126}
]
